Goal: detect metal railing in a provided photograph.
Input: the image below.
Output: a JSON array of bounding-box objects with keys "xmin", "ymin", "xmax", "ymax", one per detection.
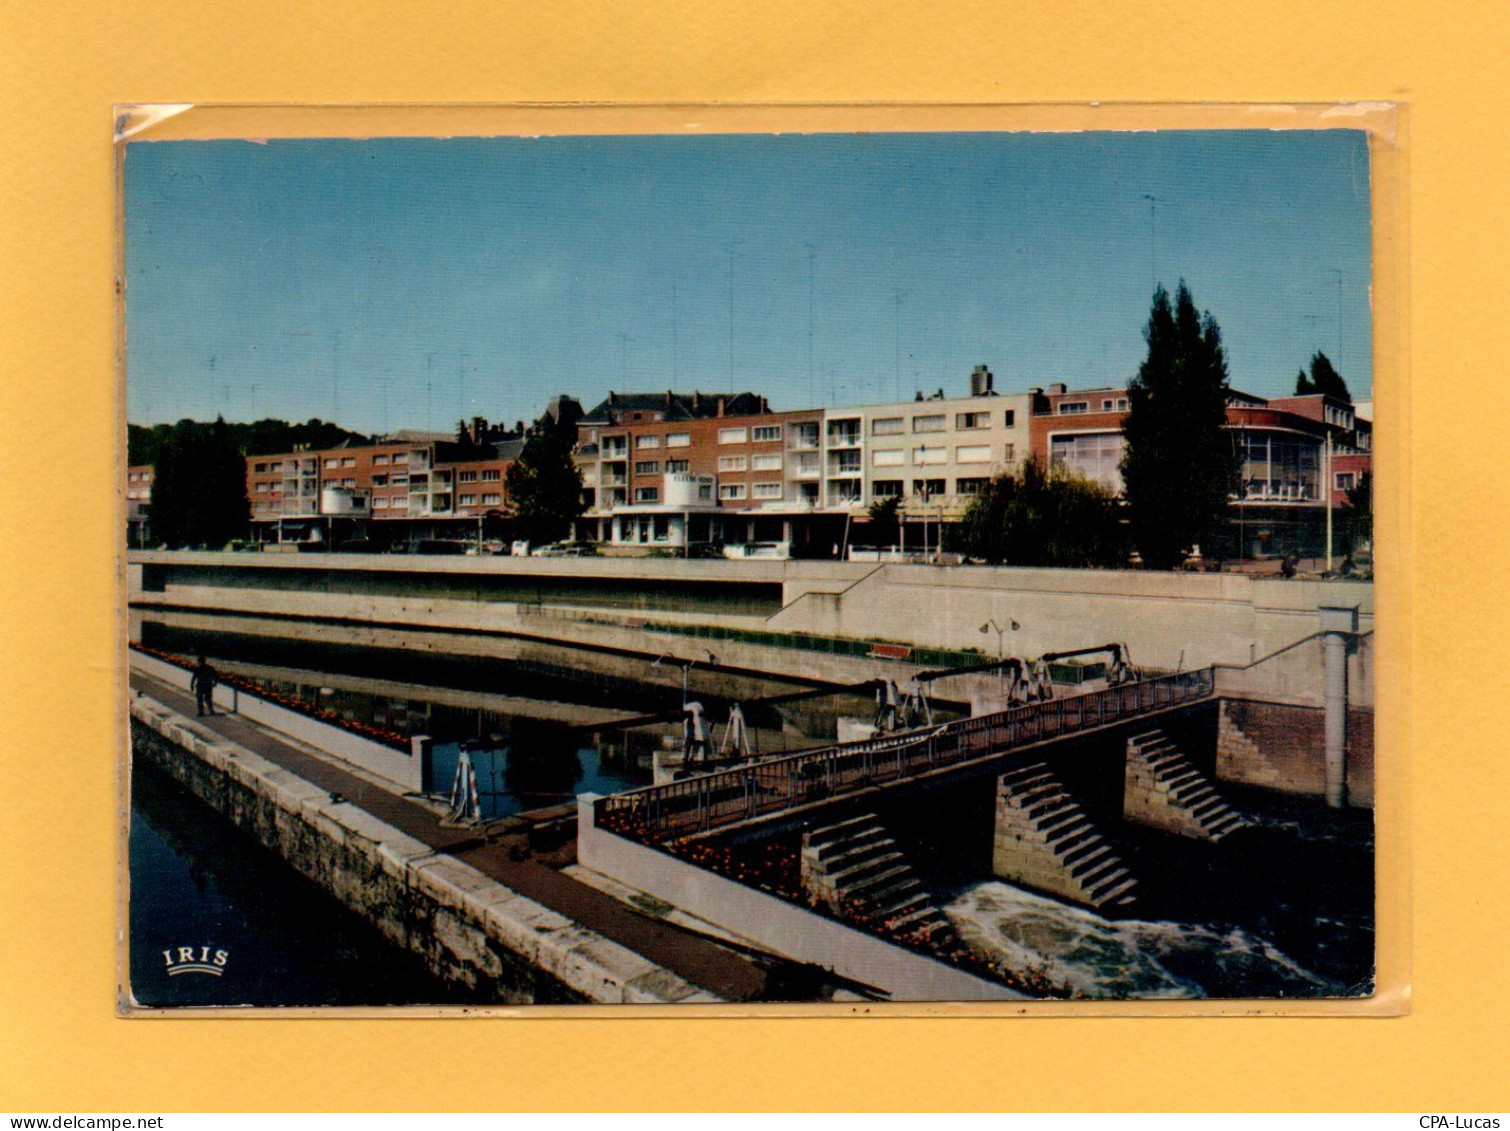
[{"xmin": 596, "ymin": 667, "xmax": 1215, "ymax": 842}]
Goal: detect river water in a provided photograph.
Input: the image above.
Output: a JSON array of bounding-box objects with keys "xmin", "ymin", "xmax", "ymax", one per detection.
[{"xmin": 131, "ymin": 623, "xmax": 1372, "ymax": 1003}]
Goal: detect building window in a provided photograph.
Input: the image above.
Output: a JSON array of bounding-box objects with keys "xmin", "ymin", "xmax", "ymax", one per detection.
[
  {"xmin": 956, "ymin": 477, "xmax": 992, "ymax": 495},
  {"xmin": 373, "ymin": 497, "xmax": 390, "ymax": 509},
  {"xmin": 391, "ymin": 475, "xmax": 409, "ymax": 486},
  {"xmin": 253, "ymin": 463, "xmax": 267, "ymax": 473},
  {"xmin": 1050, "ymin": 432, "xmax": 1125, "ymax": 491},
  {"xmin": 1335, "ymin": 472, "xmax": 1356, "ymax": 492},
  {"xmin": 872, "ymin": 417, "xmax": 904, "ymax": 437},
  {"xmin": 666, "ymin": 459, "xmax": 690, "ymax": 473},
  {"xmin": 718, "ymin": 483, "xmax": 748, "ymax": 501},
  {"xmin": 955, "ymin": 412, "xmax": 989, "ymax": 430},
  {"xmin": 254, "ymin": 482, "xmax": 268, "ymax": 493},
  {"xmin": 913, "ymin": 446, "xmax": 946, "ymax": 466},
  {"xmin": 1003, "ymin": 443, "xmax": 1016, "ymax": 461},
  {"xmin": 752, "ymin": 425, "xmax": 782, "ymax": 442},
  {"xmin": 483, "ymin": 493, "xmax": 501, "ymax": 505},
  {"xmin": 458, "ymin": 470, "xmax": 478, "ymax": 482},
  {"xmin": 752, "ymin": 453, "xmax": 782, "ymax": 472},
  {"xmin": 912, "ymin": 414, "xmax": 946, "ymax": 433},
  {"xmin": 637, "ymin": 434, "xmax": 661, "ymax": 449},
  {"xmin": 342, "ymin": 478, "xmax": 356, "ymax": 487},
  {"xmin": 341, "ymin": 457, "xmax": 356, "ymax": 468},
  {"xmin": 481, "ymin": 468, "xmax": 501, "ymax": 481},
  {"xmin": 393, "ymin": 453, "xmax": 409, "ymax": 465},
  {"xmin": 1003, "ymin": 410, "xmax": 1016, "ymax": 427},
  {"xmin": 719, "ymin": 427, "xmax": 748, "ymax": 444},
  {"xmin": 697, "ymin": 483, "xmax": 713, "ymax": 500},
  {"xmin": 1058, "ymin": 402, "xmax": 1089, "ymax": 415},
  {"xmin": 717, "ymin": 455, "xmax": 747, "ymax": 472},
  {"xmin": 374, "ymin": 454, "xmax": 389, "ymax": 466},
  {"xmin": 635, "ymin": 460, "xmax": 659, "ymax": 475},
  {"xmin": 372, "ymin": 475, "xmax": 387, "ymax": 487},
  {"xmin": 459, "ymin": 493, "xmax": 477, "ymax": 506},
  {"xmin": 753, "ymin": 482, "xmax": 782, "ymax": 499},
  {"xmin": 667, "ymin": 432, "xmax": 691, "ymax": 448},
  {"xmin": 634, "ymin": 486, "xmax": 660, "ymax": 503},
  {"xmin": 912, "ymin": 479, "xmax": 947, "ymax": 499},
  {"xmin": 351, "ymin": 498, "xmax": 366, "ymax": 509},
  {"xmin": 391, "ymin": 495, "xmax": 409, "ymax": 508},
  {"xmin": 872, "ymin": 480, "xmax": 903, "ymax": 499},
  {"xmin": 872, "ymin": 449, "xmax": 905, "ymax": 468},
  {"xmin": 1117, "ymin": 398, "xmax": 1128, "ymax": 412},
  {"xmin": 956, "ymin": 445, "xmax": 993, "ymax": 464}
]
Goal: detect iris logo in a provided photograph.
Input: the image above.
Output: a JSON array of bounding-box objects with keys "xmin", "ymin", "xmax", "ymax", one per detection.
[{"xmin": 162, "ymin": 944, "xmax": 230, "ymax": 977}]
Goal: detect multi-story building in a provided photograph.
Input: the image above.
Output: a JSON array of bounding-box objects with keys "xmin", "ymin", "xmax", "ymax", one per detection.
[
  {"xmin": 1029, "ymin": 383, "xmax": 1373, "ymax": 559},
  {"xmin": 572, "ymin": 367, "xmax": 1028, "ymax": 555},
  {"xmin": 246, "ymin": 427, "xmax": 523, "ymax": 546},
  {"xmin": 126, "ymin": 464, "xmax": 154, "ymax": 546}
]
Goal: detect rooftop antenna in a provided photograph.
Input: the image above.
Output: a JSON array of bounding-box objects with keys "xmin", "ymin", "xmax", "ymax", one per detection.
[
  {"xmin": 617, "ymin": 332, "xmax": 635, "ymax": 382},
  {"xmin": 892, "ymin": 288, "xmax": 908, "ymax": 401},
  {"xmin": 1142, "ymin": 193, "xmax": 1160, "ymax": 290},
  {"xmin": 425, "ymin": 351, "xmax": 436, "ymax": 430},
  {"xmin": 670, "ymin": 283, "xmax": 679, "ymax": 385},
  {"xmin": 724, "ymin": 240, "xmax": 742, "ymax": 384},
  {"xmin": 1328, "ymin": 267, "xmax": 1344, "ymax": 361},
  {"xmin": 330, "ymin": 330, "xmax": 341, "ymax": 424},
  {"xmin": 805, "ymin": 243, "xmax": 819, "ymax": 407}
]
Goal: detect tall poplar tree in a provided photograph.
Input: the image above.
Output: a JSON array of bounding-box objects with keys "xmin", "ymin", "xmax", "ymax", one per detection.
[
  {"xmin": 504, "ymin": 423, "xmax": 586, "ymax": 545},
  {"xmin": 149, "ymin": 416, "xmax": 251, "ymax": 548},
  {"xmin": 1120, "ymin": 282, "xmax": 1238, "ymax": 569}
]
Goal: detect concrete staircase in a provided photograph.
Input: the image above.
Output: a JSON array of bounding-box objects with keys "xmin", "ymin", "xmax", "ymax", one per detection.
[
  {"xmin": 800, "ymin": 814, "xmax": 958, "ymax": 952},
  {"xmin": 993, "ymin": 762, "xmax": 1140, "ymax": 912},
  {"xmin": 1124, "ymin": 728, "xmax": 1253, "ymax": 843}
]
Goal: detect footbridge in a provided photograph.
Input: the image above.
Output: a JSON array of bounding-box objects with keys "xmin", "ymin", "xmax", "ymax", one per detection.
[{"xmin": 592, "ymin": 667, "xmax": 1216, "ymax": 844}]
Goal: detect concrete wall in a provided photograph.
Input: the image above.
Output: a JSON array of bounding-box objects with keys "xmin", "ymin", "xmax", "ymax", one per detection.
[
  {"xmin": 576, "ymin": 797, "xmax": 1021, "ymax": 1002},
  {"xmin": 130, "ymin": 695, "xmax": 717, "ymax": 1005},
  {"xmin": 768, "ymin": 564, "xmax": 1374, "ymax": 706},
  {"xmin": 131, "ymin": 649, "xmax": 425, "ymax": 792},
  {"xmin": 127, "ymin": 550, "xmax": 1373, "ymax": 707},
  {"xmin": 1216, "ymin": 698, "xmax": 1376, "ymax": 809}
]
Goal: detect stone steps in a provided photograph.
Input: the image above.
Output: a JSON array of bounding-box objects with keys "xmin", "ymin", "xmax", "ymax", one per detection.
[
  {"xmin": 800, "ymin": 812, "xmax": 959, "ymax": 954},
  {"xmin": 1124, "ymin": 728, "xmax": 1254, "ymax": 843},
  {"xmin": 993, "ymin": 760, "xmax": 1140, "ymax": 912}
]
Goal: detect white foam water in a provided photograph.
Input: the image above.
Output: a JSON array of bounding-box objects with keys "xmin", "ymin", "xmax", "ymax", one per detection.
[{"xmin": 945, "ymin": 881, "xmax": 1341, "ymax": 1000}]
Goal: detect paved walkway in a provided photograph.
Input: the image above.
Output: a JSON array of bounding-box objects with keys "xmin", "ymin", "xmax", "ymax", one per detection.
[{"xmin": 130, "ymin": 670, "xmax": 770, "ymax": 1002}]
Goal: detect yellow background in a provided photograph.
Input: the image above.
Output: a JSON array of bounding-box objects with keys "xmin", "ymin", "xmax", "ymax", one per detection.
[{"xmin": 0, "ymin": 0, "xmax": 1503, "ymax": 1112}]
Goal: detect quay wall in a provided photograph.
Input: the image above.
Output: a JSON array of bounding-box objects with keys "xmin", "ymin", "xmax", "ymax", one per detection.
[
  {"xmin": 129, "ymin": 695, "xmax": 719, "ymax": 1006},
  {"xmin": 576, "ymin": 796, "xmax": 1023, "ymax": 1002},
  {"xmin": 128, "ymin": 551, "xmax": 1373, "ymax": 706}
]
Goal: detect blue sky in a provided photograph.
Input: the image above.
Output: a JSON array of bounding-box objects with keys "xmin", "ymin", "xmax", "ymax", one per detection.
[{"xmin": 124, "ymin": 129, "xmax": 1373, "ymax": 432}]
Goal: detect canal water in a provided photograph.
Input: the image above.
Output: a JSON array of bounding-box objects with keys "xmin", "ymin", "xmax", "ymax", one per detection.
[{"xmin": 129, "ymin": 759, "xmax": 488, "ymax": 1007}]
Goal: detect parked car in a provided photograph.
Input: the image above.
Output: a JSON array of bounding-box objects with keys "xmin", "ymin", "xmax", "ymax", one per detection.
[
  {"xmin": 414, "ymin": 539, "xmax": 468, "ymax": 555},
  {"xmin": 333, "ymin": 539, "xmax": 378, "ymax": 554},
  {"xmin": 531, "ymin": 541, "xmax": 597, "ymax": 557}
]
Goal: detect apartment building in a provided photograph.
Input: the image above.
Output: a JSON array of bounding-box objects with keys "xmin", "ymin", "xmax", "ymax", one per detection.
[
  {"xmin": 245, "ymin": 430, "xmax": 520, "ymax": 546},
  {"xmin": 1029, "ymin": 383, "xmax": 1374, "ymax": 558},
  {"xmin": 126, "ymin": 465, "xmax": 154, "ymax": 546}
]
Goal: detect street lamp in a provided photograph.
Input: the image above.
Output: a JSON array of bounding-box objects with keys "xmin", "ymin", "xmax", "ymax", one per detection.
[
  {"xmin": 979, "ymin": 618, "xmax": 1020, "ymax": 699},
  {"xmin": 652, "ymin": 652, "xmax": 699, "ymax": 706}
]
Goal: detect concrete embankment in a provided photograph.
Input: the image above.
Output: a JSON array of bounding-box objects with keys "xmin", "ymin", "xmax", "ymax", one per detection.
[
  {"xmin": 128, "ymin": 551, "xmax": 1374, "ymax": 707},
  {"xmin": 128, "ymin": 687, "xmax": 723, "ymax": 1006}
]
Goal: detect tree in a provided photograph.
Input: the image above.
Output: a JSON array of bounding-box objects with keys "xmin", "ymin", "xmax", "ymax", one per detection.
[
  {"xmin": 148, "ymin": 417, "xmax": 251, "ymax": 548},
  {"xmin": 1120, "ymin": 282, "xmax": 1238, "ymax": 569},
  {"xmin": 504, "ymin": 424, "xmax": 586, "ymax": 545},
  {"xmin": 1308, "ymin": 351, "xmax": 1350, "ymax": 402},
  {"xmin": 866, "ymin": 495, "xmax": 902, "ymax": 547},
  {"xmin": 1342, "ymin": 470, "xmax": 1372, "ymax": 552},
  {"xmin": 1294, "ymin": 368, "xmax": 1315, "ymax": 396},
  {"xmin": 955, "ymin": 457, "xmax": 1126, "ymax": 568}
]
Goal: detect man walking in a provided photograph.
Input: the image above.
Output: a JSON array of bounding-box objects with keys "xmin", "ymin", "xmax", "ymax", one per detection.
[{"xmin": 190, "ymin": 654, "xmax": 219, "ymax": 717}]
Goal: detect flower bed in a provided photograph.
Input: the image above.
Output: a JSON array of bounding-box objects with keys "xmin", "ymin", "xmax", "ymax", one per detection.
[{"xmin": 130, "ymin": 643, "xmax": 411, "ymax": 751}]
